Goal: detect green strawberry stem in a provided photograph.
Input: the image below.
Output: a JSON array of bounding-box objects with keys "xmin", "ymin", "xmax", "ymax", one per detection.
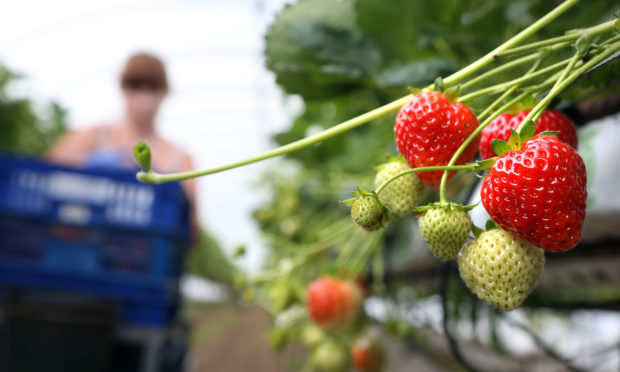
[
  {"xmin": 458, "ymin": 58, "xmax": 571, "ymax": 102},
  {"xmin": 438, "ymin": 39, "xmax": 620, "ymax": 202},
  {"xmin": 458, "ymin": 52, "xmax": 545, "ymax": 92},
  {"xmin": 601, "ymin": 33, "xmax": 620, "ymax": 46},
  {"xmin": 496, "ymin": 19, "xmax": 616, "ymax": 57},
  {"xmin": 438, "ymin": 0, "xmax": 580, "ymax": 87},
  {"xmin": 477, "ymin": 85, "xmax": 522, "ymax": 122},
  {"xmin": 137, "ymin": 94, "xmax": 413, "ymax": 183},
  {"xmin": 374, "ymin": 164, "xmax": 476, "ymax": 195},
  {"xmin": 496, "ymin": 36, "xmax": 575, "ymax": 57},
  {"xmin": 523, "ymin": 52, "xmax": 580, "ymax": 122},
  {"xmin": 516, "ymin": 40, "xmax": 620, "ymax": 132},
  {"xmin": 460, "ymin": 20, "xmax": 620, "ymax": 101},
  {"xmin": 137, "ymin": 0, "xmax": 584, "ymax": 185}
]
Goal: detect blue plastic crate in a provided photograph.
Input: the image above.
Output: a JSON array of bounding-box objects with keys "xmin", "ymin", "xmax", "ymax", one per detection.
[
  {"xmin": 0, "ymin": 155, "xmax": 191, "ymax": 326},
  {"xmin": 119, "ymin": 302, "xmax": 178, "ymax": 327},
  {"xmin": 0, "ymin": 155, "xmax": 190, "ymax": 236}
]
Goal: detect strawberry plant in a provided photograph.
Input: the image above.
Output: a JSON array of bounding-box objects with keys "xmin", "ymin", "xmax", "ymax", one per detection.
[{"xmin": 134, "ymin": 0, "xmax": 620, "ymax": 369}]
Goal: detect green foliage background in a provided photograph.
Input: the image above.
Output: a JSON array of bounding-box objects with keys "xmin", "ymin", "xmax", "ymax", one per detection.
[{"xmin": 0, "ymin": 65, "xmax": 67, "ymax": 155}]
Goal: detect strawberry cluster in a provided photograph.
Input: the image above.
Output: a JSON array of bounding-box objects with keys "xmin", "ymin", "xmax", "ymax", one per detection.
[
  {"xmin": 345, "ymin": 91, "xmax": 587, "ymax": 311},
  {"xmin": 392, "ymin": 91, "xmax": 587, "ymax": 310}
]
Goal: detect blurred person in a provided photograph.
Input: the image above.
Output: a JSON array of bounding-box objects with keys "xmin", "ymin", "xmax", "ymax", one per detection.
[{"xmin": 48, "ymin": 52, "xmax": 198, "ymax": 238}]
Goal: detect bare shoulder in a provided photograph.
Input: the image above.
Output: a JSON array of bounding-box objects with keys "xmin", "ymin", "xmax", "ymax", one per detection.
[
  {"xmin": 47, "ymin": 124, "xmax": 104, "ymax": 164},
  {"xmin": 162, "ymin": 138, "xmax": 194, "ymax": 167},
  {"xmin": 65, "ymin": 124, "xmax": 101, "ymax": 141}
]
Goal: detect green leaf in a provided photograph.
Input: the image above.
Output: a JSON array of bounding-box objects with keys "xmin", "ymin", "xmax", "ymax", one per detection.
[
  {"xmin": 507, "ymin": 129, "xmax": 522, "ymax": 150},
  {"xmin": 472, "ymin": 224, "xmax": 484, "ymax": 238},
  {"xmin": 356, "ymin": 0, "xmax": 467, "ymax": 63},
  {"xmin": 485, "ymin": 219, "xmax": 498, "ymax": 231},
  {"xmin": 341, "ymin": 197, "xmax": 356, "ymax": 206},
  {"xmin": 264, "ymin": 0, "xmax": 358, "ymax": 99},
  {"xmin": 517, "ymin": 119, "xmax": 536, "ymax": 141},
  {"xmin": 443, "ymin": 84, "xmax": 461, "ymax": 102},
  {"xmin": 474, "ymin": 157, "xmax": 497, "ymax": 170},
  {"xmin": 491, "ymin": 139, "xmax": 511, "ymax": 156},
  {"xmin": 291, "ymin": 21, "xmax": 381, "ymax": 79},
  {"xmin": 374, "ymin": 58, "xmax": 458, "ymax": 88},
  {"xmin": 458, "ymin": 202, "xmax": 479, "ymax": 211}
]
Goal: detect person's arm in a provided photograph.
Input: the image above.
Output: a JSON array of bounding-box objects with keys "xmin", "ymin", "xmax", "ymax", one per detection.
[{"xmin": 47, "ymin": 126, "xmax": 100, "ymax": 166}]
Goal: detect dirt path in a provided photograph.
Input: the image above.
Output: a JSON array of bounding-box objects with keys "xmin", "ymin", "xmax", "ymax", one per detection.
[{"xmin": 188, "ymin": 305, "xmax": 291, "ymax": 372}]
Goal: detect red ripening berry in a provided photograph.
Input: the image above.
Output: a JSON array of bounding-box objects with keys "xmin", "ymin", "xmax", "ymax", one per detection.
[
  {"xmin": 350, "ymin": 339, "xmax": 385, "ymax": 372},
  {"xmin": 306, "ymin": 277, "xmax": 363, "ymax": 331},
  {"xmin": 481, "ymin": 135, "xmax": 587, "ymax": 251},
  {"xmin": 479, "ymin": 110, "xmax": 578, "ymax": 159},
  {"xmin": 394, "ymin": 91, "xmax": 480, "ymax": 188}
]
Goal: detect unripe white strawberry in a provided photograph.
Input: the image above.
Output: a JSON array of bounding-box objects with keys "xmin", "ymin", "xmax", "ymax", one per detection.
[
  {"xmin": 374, "ymin": 160, "xmax": 425, "ymax": 216},
  {"xmin": 419, "ymin": 207, "xmax": 471, "ymax": 261},
  {"xmin": 458, "ymin": 228, "xmax": 545, "ymax": 311}
]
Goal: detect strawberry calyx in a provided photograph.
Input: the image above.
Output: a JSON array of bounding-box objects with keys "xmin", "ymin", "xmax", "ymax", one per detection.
[
  {"xmin": 433, "ymin": 76, "xmax": 461, "ymax": 102},
  {"xmin": 341, "ymin": 187, "xmax": 378, "ymax": 204},
  {"xmin": 490, "ymin": 118, "xmax": 560, "ymax": 156},
  {"xmin": 491, "ymin": 124, "xmax": 561, "ymax": 156},
  {"xmin": 473, "ymin": 157, "xmax": 498, "ymax": 171},
  {"xmin": 471, "ymin": 219, "xmax": 498, "ymax": 238}
]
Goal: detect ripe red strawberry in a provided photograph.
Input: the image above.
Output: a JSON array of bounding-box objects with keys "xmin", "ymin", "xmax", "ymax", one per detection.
[
  {"xmin": 481, "ymin": 135, "xmax": 587, "ymax": 251},
  {"xmin": 307, "ymin": 277, "xmax": 363, "ymax": 332},
  {"xmin": 394, "ymin": 91, "xmax": 480, "ymax": 188},
  {"xmin": 479, "ymin": 110, "xmax": 578, "ymax": 159},
  {"xmin": 350, "ymin": 336, "xmax": 385, "ymax": 372}
]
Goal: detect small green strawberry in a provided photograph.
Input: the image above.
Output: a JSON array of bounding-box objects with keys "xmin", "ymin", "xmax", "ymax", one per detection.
[
  {"xmin": 418, "ymin": 206, "xmax": 471, "ymax": 261},
  {"xmin": 344, "ymin": 189, "xmax": 388, "ymax": 231},
  {"xmin": 374, "ymin": 159, "xmax": 425, "ymax": 216},
  {"xmin": 300, "ymin": 324, "xmax": 326, "ymax": 349},
  {"xmin": 311, "ymin": 340, "xmax": 351, "ymax": 372},
  {"xmin": 458, "ymin": 228, "xmax": 545, "ymax": 311}
]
